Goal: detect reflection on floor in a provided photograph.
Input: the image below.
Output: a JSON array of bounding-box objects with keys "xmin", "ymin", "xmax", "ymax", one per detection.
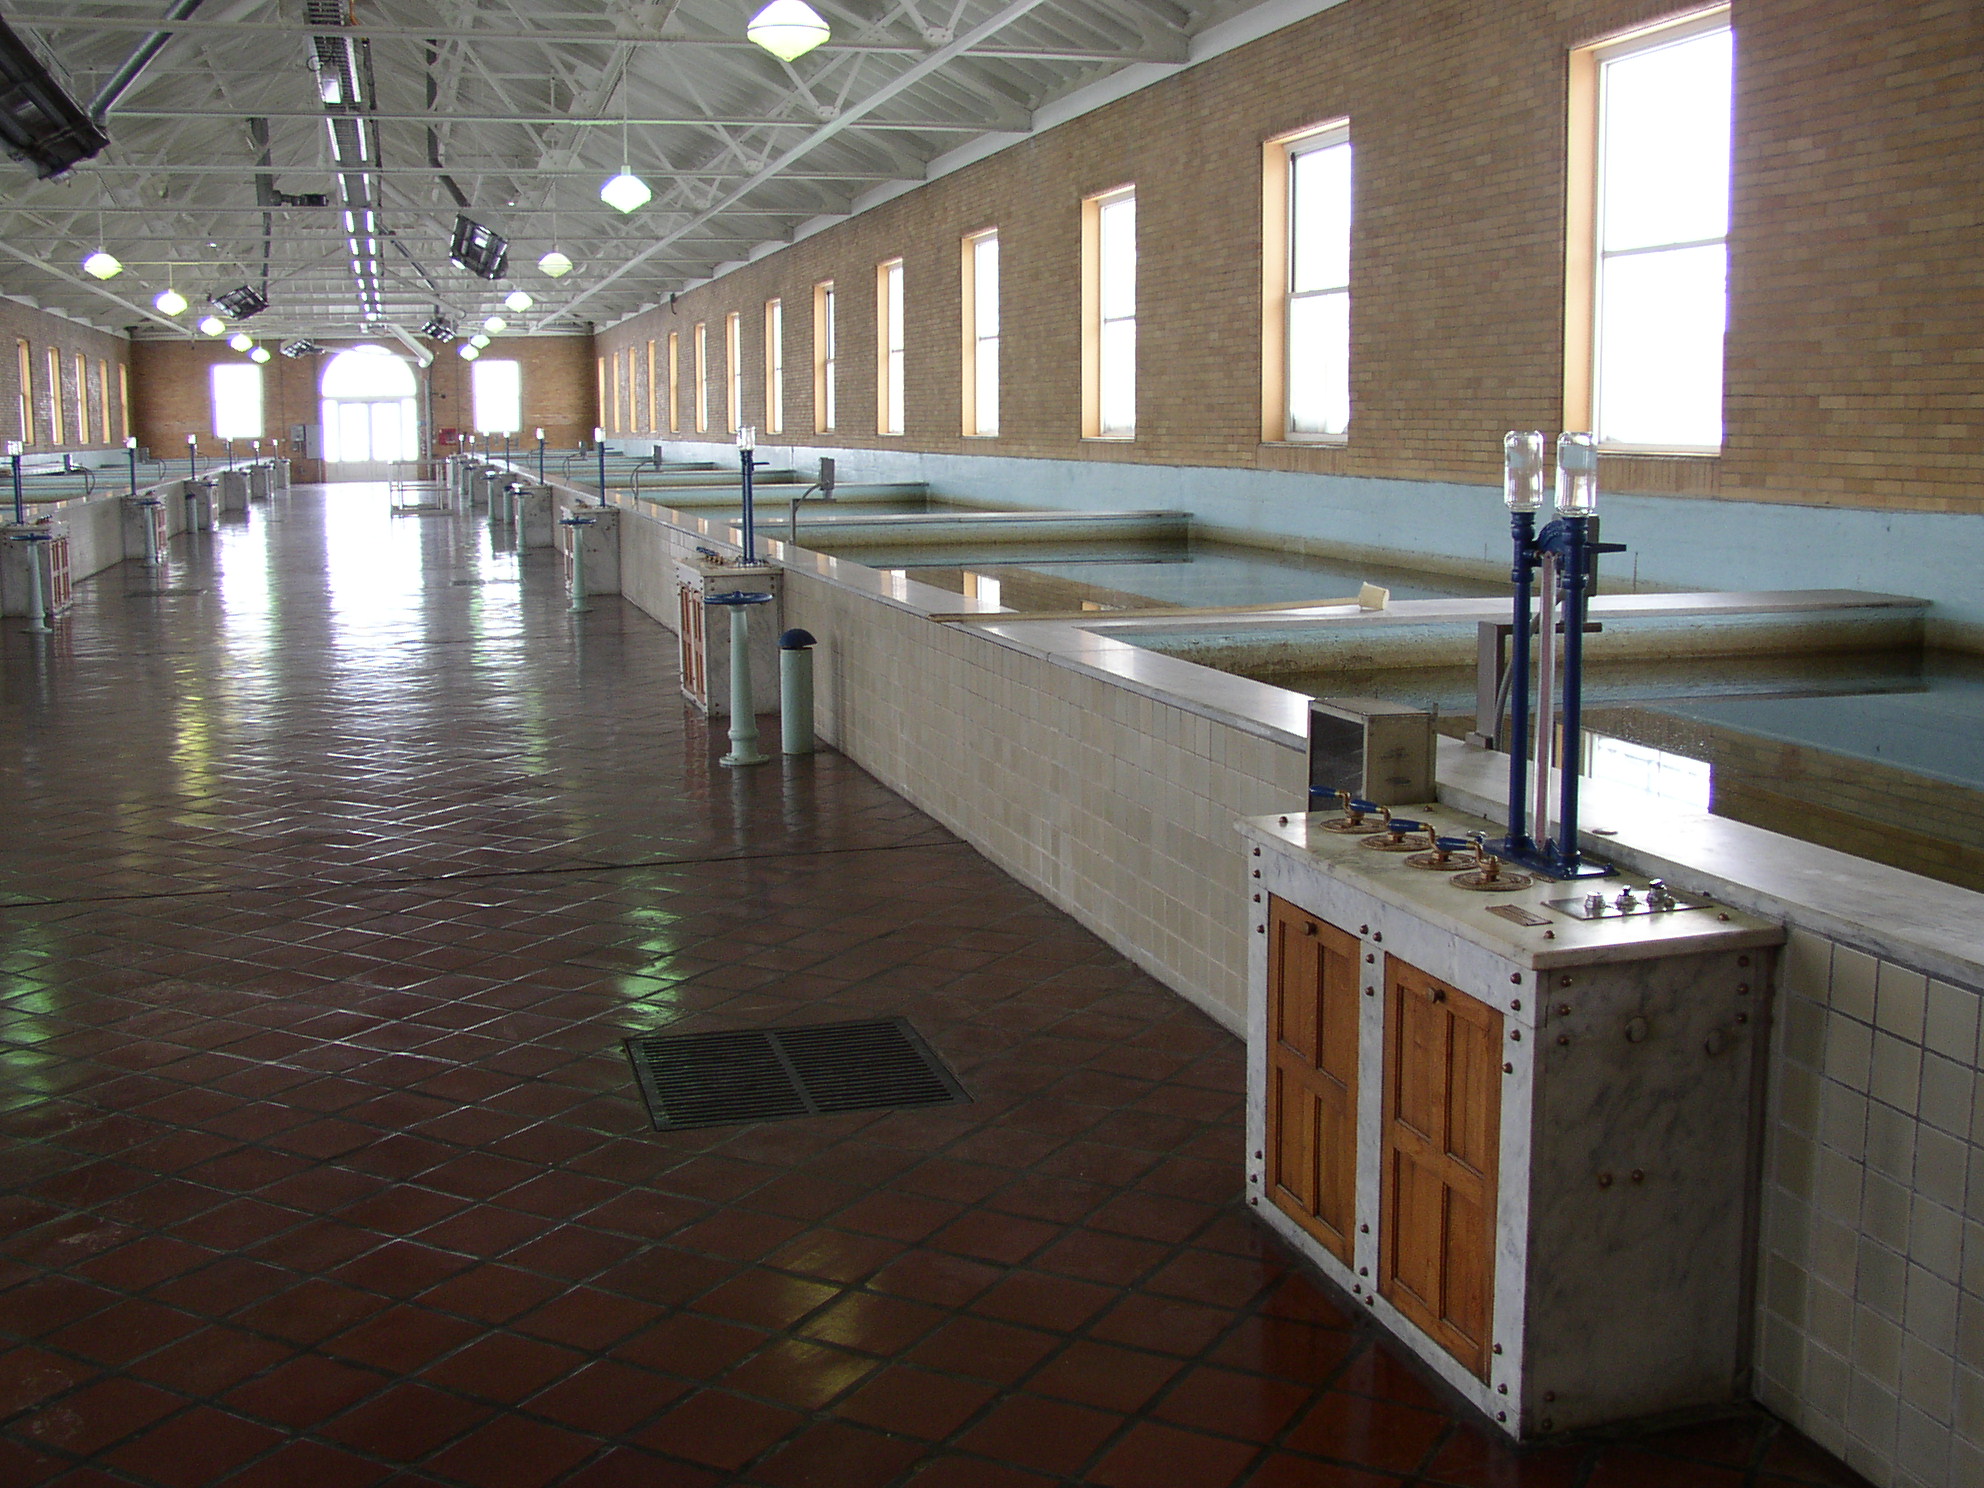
[{"xmin": 0, "ymin": 487, "xmax": 1865, "ymax": 1486}]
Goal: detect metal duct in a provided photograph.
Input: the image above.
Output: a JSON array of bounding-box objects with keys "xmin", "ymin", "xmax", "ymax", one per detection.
[{"xmin": 88, "ymin": 0, "xmax": 207, "ymax": 122}]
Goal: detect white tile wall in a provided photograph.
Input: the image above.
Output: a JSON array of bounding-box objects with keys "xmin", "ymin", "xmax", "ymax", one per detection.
[
  {"xmin": 1759, "ymin": 927, "xmax": 1984, "ymax": 1488},
  {"xmin": 780, "ymin": 569, "xmax": 1304, "ymax": 1031}
]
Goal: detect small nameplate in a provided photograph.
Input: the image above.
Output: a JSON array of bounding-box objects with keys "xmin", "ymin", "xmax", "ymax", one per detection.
[{"xmin": 1486, "ymin": 905, "xmax": 1552, "ymax": 927}]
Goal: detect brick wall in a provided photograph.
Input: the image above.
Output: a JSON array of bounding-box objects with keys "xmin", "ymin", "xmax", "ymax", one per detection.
[
  {"xmin": 599, "ymin": 0, "xmax": 1981, "ymax": 514},
  {"xmin": 131, "ymin": 335, "xmax": 597, "ymax": 480},
  {"xmin": 0, "ymin": 299, "xmax": 133, "ymax": 451}
]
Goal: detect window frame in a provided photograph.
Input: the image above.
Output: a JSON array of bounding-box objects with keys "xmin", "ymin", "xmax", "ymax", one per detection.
[
  {"xmin": 646, "ymin": 339, "xmax": 658, "ymax": 432},
  {"xmin": 667, "ymin": 330, "xmax": 680, "ymax": 432},
  {"xmin": 764, "ymin": 298, "xmax": 784, "ymax": 435},
  {"xmin": 875, "ymin": 258, "xmax": 905, "ymax": 436},
  {"xmin": 1262, "ymin": 120, "xmax": 1352, "ymax": 444},
  {"xmin": 961, "ymin": 230, "xmax": 999, "ymax": 438},
  {"xmin": 470, "ymin": 357, "xmax": 522, "ymax": 434},
  {"xmin": 693, "ymin": 321, "xmax": 708, "ymax": 433},
  {"xmin": 46, "ymin": 348, "xmax": 62, "ymax": 446},
  {"xmin": 1081, "ymin": 186, "xmax": 1137, "ymax": 440},
  {"xmin": 15, "ymin": 339, "xmax": 30, "ymax": 445},
  {"xmin": 1567, "ymin": 5, "xmax": 1733, "ymax": 455},
  {"xmin": 210, "ymin": 362, "xmax": 265, "ymax": 440},
  {"xmin": 814, "ymin": 281, "xmax": 836, "ymax": 433},
  {"xmin": 725, "ymin": 312, "xmax": 743, "ymax": 434},
  {"xmin": 74, "ymin": 353, "xmax": 90, "ymax": 444}
]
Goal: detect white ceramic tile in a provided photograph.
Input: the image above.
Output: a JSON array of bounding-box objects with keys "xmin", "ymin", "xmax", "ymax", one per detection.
[
  {"xmin": 1925, "ymin": 979, "xmax": 1983, "ymax": 1065},
  {"xmin": 1872, "ymin": 1033, "xmax": 1926, "ymax": 1113},
  {"xmin": 1879, "ymin": 962, "xmax": 1931, "ymax": 1044},
  {"xmin": 1833, "ymin": 946, "xmax": 1881, "ymax": 1023},
  {"xmin": 1828, "ymin": 1015, "xmax": 1876, "ymax": 1092},
  {"xmin": 1785, "ymin": 928, "xmax": 1835, "ymax": 1000}
]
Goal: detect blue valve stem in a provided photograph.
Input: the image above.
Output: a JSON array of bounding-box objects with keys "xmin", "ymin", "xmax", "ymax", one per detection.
[{"xmin": 1505, "ymin": 508, "xmax": 1535, "ymax": 855}]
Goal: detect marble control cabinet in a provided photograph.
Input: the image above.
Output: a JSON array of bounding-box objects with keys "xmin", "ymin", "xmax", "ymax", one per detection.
[{"xmin": 1241, "ymin": 807, "xmax": 1782, "ymax": 1439}]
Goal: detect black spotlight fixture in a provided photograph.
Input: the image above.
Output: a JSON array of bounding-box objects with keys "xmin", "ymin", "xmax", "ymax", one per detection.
[
  {"xmin": 448, "ymin": 217, "xmax": 508, "ymax": 281},
  {"xmin": 279, "ymin": 339, "xmax": 323, "ymax": 358},
  {"xmin": 0, "ymin": 16, "xmax": 107, "ymax": 179},
  {"xmin": 212, "ymin": 285, "xmax": 269, "ymax": 320},
  {"xmin": 418, "ymin": 314, "xmax": 457, "ymax": 342}
]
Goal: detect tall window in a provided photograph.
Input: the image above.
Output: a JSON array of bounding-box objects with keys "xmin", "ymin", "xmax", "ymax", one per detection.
[
  {"xmin": 725, "ymin": 312, "xmax": 742, "ymax": 433},
  {"xmin": 1083, "ymin": 188, "xmax": 1136, "ymax": 438},
  {"xmin": 118, "ymin": 363, "xmax": 129, "ymax": 446},
  {"xmin": 595, "ymin": 358, "xmax": 606, "ymax": 435},
  {"xmin": 471, "ymin": 359, "xmax": 521, "ymax": 433},
  {"xmin": 75, "ymin": 354, "xmax": 91, "ymax": 443},
  {"xmin": 319, "ymin": 346, "xmax": 416, "ymax": 463},
  {"xmin": 962, "ymin": 231, "xmax": 999, "ymax": 437},
  {"xmin": 97, "ymin": 358, "xmax": 111, "ymax": 444},
  {"xmin": 877, "ymin": 258, "xmax": 904, "ymax": 436},
  {"xmin": 608, "ymin": 352, "xmax": 622, "ymax": 434},
  {"xmin": 693, "ymin": 322, "xmax": 708, "ymax": 433},
  {"xmin": 667, "ymin": 331, "xmax": 680, "ymax": 432},
  {"xmin": 211, "ymin": 363, "xmax": 265, "ymax": 439},
  {"xmin": 814, "ymin": 281, "xmax": 836, "ymax": 432},
  {"xmin": 646, "ymin": 340, "xmax": 658, "ymax": 432},
  {"xmin": 46, "ymin": 349, "xmax": 62, "ymax": 445},
  {"xmin": 1265, "ymin": 123, "xmax": 1352, "ymax": 441},
  {"xmin": 1572, "ymin": 9, "xmax": 1733, "ymax": 451},
  {"xmin": 15, "ymin": 340, "xmax": 30, "ymax": 443},
  {"xmin": 764, "ymin": 299, "xmax": 783, "ymax": 434}
]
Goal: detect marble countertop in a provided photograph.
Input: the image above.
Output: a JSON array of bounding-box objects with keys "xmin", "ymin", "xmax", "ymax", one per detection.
[{"xmin": 1241, "ymin": 805, "xmax": 1782, "ymax": 970}]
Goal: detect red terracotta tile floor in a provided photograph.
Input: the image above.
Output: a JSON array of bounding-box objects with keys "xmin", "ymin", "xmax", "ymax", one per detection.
[{"xmin": 0, "ymin": 488, "xmax": 1868, "ymax": 1486}]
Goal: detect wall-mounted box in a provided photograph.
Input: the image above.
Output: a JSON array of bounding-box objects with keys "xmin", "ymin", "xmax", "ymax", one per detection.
[{"xmin": 1308, "ymin": 696, "xmax": 1434, "ymax": 807}]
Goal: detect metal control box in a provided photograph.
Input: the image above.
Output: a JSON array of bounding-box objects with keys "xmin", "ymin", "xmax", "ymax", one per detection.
[{"xmin": 1308, "ymin": 696, "xmax": 1435, "ymax": 807}]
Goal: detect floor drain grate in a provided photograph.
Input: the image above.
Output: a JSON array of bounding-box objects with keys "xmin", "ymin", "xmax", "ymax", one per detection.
[{"xmin": 625, "ymin": 1017, "xmax": 969, "ymax": 1132}]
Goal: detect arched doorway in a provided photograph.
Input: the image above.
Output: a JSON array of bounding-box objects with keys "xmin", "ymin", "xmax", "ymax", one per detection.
[{"xmin": 320, "ymin": 346, "xmax": 419, "ymax": 481}]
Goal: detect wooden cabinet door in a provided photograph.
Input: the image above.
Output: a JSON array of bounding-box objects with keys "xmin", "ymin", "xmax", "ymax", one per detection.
[
  {"xmin": 1266, "ymin": 897, "xmax": 1360, "ymax": 1264},
  {"xmin": 1380, "ymin": 958, "xmax": 1500, "ymax": 1378}
]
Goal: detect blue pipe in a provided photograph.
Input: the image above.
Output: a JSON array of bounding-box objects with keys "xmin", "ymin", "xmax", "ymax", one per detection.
[{"xmin": 10, "ymin": 451, "xmax": 22, "ymax": 525}]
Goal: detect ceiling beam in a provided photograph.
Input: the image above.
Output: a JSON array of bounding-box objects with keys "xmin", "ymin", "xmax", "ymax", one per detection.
[
  {"xmin": 57, "ymin": 162, "xmax": 903, "ymax": 180},
  {"xmin": 101, "ymin": 108, "xmax": 999, "ymax": 131},
  {"xmin": 552, "ymin": 0, "xmax": 1058, "ymax": 329},
  {"xmin": 12, "ymin": 14, "xmax": 1176, "ymax": 62}
]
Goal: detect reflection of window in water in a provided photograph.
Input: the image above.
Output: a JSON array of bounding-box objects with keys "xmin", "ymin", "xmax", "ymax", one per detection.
[
  {"xmin": 1584, "ymin": 731, "xmax": 1711, "ymax": 809},
  {"xmin": 961, "ymin": 572, "xmax": 1001, "ymax": 608}
]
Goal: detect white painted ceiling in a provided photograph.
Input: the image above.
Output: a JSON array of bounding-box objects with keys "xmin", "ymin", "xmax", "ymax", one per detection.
[{"xmin": 0, "ymin": 0, "xmax": 1281, "ymax": 342}]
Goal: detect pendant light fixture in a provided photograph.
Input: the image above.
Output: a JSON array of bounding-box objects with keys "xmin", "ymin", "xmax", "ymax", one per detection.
[
  {"xmin": 482, "ymin": 315, "xmax": 507, "ymax": 334},
  {"xmin": 599, "ymin": 75, "xmax": 651, "ymax": 214},
  {"xmin": 198, "ymin": 314, "xmax": 226, "ymax": 336},
  {"xmin": 82, "ymin": 210, "xmax": 122, "ymax": 279},
  {"xmin": 228, "ymin": 332, "xmax": 253, "ymax": 352},
  {"xmin": 538, "ymin": 248, "xmax": 573, "ymax": 278},
  {"xmin": 459, "ymin": 343, "xmax": 481, "ymax": 360},
  {"xmin": 154, "ymin": 261, "xmax": 187, "ymax": 315},
  {"xmin": 504, "ymin": 289, "xmax": 533, "ymax": 312},
  {"xmin": 748, "ymin": 0, "xmax": 831, "ymax": 61},
  {"xmin": 249, "ymin": 346, "xmax": 272, "ymax": 364}
]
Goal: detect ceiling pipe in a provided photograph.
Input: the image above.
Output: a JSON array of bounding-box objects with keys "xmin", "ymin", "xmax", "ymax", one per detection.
[
  {"xmin": 381, "ymin": 321, "xmax": 434, "ymax": 367},
  {"xmin": 88, "ymin": 0, "xmax": 207, "ymax": 122}
]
